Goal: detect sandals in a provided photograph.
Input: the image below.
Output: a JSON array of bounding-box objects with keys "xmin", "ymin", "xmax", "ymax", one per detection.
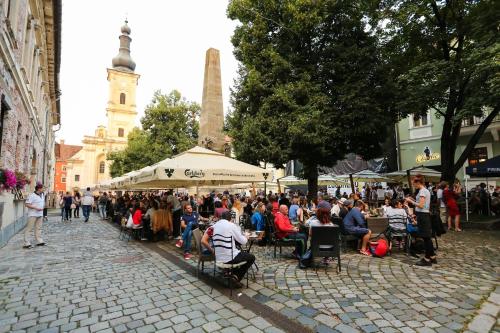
[{"xmin": 359, "ymin": 249, "xmax": 371, "ymax": 256}]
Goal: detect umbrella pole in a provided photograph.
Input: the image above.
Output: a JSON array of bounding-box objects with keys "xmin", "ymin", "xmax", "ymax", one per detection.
[
  {"xmin": 465, "ymin": 170, "xmax": 469, "ymax": 222},
  {"xmin": 406, "ymin": 170, "xmax": 412, "ymax": 194},
  {"xmin": 264, "ymin": 181, "xmax": 267, "ymax": 197},
  {"xmin": 487, "ymin": 177, "xmax": 491, "ymax": 216},
  {"xmin": 349, "ymin": 174, "xmax": 355, "ymax": 195},
  {"xmin": 252, "ymin": 182, "xmax": 256, "ymax": 200},
  {"xmin": 196, "ymin": 183, "xmax": 199, "ymax": 213}
]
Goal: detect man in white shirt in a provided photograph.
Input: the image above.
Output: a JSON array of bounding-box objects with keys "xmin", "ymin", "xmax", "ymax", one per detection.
[
  {"xmin": 81, "ymin": 187, "xmax": 94, "ymax": 222},
  {"xmin": 207, "ymin": 211, "xmax": 255, "ymax": 285},
  {"xmin": 436, "ymin": 182, "xmax": 447, "ymax": 225},
  {"xmin": 24, "ymin": 183, "xmax": 46, "ymax": 248}
]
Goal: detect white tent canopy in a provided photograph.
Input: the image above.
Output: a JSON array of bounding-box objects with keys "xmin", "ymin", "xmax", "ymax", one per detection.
[
  {"xmin": 337, "ymin": 169, "xmax": 393, "ymax": 183},
  {"xmin": 385, "ymin": 166, "xmax": 442, "ymax": 183},
  {"xmin": 129, "ymin": 146, "xmax": 272, "ymax": 188}
]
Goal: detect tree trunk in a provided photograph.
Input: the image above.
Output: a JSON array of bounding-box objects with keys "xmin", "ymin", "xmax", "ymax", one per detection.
[{"xmin": 303, "ymin": 162, "xmax": 318, "ymax": 201}]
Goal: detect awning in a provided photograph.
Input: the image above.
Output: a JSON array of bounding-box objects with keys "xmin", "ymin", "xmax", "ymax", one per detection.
[{"xmin": 466, "ymin": 155, "xmax": 500, "ymax": 178}]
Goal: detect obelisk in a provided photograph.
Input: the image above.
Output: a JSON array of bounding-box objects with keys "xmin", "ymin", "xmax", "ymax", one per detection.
[{"xmin": 198, "ymin": 48, "xmax": 226, "ymax": 153}]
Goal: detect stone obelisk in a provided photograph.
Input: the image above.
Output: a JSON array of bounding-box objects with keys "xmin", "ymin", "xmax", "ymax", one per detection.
[{"xmin": 198, "ymin": 48, "xmax": 226, "ymax": 153}]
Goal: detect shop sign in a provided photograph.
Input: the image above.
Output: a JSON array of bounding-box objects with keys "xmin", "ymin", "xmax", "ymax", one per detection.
[{"xmin": 416, "ymin": 146, "xmax": 440, "ymax": 163}]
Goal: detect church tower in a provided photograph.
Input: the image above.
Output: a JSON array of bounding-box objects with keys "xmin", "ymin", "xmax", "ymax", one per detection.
[{"xmin": 106, "ymin": 20, "xmax": 140, "ymax": 141}]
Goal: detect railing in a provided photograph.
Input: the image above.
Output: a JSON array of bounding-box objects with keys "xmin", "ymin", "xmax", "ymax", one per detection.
[{"xmin": 462, "ymin": 113, "xmax": 500, "ymax": 127}]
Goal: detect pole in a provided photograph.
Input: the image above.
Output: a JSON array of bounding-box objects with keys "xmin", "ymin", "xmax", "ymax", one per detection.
[
  {"xmin": 349, "ymin": 174, "xmax": 355, "ymax": 195},
  {"xmin": 464, "ymin": 166, "xmax": 469, "ymax": 222},
  {"xmin": 486, "ymin": 177, "xmax": 491, "ymax": 216},
  {"xmin": 406, "ymin": 169, "xmax": 412, "ymax": 194}
]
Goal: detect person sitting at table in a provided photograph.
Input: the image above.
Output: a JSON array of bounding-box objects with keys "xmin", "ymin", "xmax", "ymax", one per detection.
[
  {"xmin": 274, "ymin": 204, "xmax": 308, "ymax": 258},
  {"xmin": 251, "ymin": 202, "xmax": 266, "ymax": 232},
  {"xmin": 176, "ymin": 204, "xmax": 206, "ymax": 260},
  {"xmin": 343, "ymin": 200, "xmax": 372, "ymax": 256},
  {"xmin": 203, "ymin": 211, "xmax": 255, "ymax": 287}
]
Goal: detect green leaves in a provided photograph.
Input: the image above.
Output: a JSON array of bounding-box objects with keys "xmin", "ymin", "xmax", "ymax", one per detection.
[{"xmin": 108, "ymin": 90, "xmax": 200, "ymax": 178}]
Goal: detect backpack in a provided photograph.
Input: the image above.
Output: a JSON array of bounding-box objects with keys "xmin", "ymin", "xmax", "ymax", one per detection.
[{"xmin": 369, "ymin": 239, "xmax": 388, "ymax": 258}]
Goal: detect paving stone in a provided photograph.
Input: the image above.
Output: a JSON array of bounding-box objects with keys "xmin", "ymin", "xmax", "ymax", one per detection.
[{"xmin": 202, "ymin": 321, "xmax": 222, "ymax": 332}]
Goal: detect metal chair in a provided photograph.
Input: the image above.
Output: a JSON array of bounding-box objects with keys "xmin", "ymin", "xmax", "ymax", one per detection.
[
  {"xmin": 385, "ymin": 214, "xmax": 408, "ymax": 254},
  {"xmin": 192, "ymin": 228, "xmax": 214, "ymax": 277},
  {"xmin": 212, "ymin": 234, "xmax": 248, "ymax": 296},
  {"xmin": 310, "ymin": 226, "xmax": 341, "ymax": 273}
]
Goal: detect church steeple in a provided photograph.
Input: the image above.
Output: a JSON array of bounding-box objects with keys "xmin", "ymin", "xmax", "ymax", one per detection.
[{"xmin": 111, "ymin": 20, "xmax": 136, "ymax": 72}]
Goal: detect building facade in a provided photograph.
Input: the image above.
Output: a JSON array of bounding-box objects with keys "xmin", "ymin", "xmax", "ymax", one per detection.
[
  {"xmin": 396, "ymin": 110, "xmax": 500, "ymax": 185},
  {"xmin": 54, "ymin": 140, "xmax": 82, "ymax": 193},
  {"xmin": 0, "ymin": 0, "xmax": 61, "ymax": 247},
  {"xmin": 66, "ymin": 21, "xmax": 139, "ymax": 189}
]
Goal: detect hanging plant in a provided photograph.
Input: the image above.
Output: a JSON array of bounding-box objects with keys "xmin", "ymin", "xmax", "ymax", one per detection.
[
  {"xmin": 0, "ymin": 169, "xmax": 17, "ymax": 191},
  {"xmin": 15, "ymin": 171, "xmax": 30, "ymax": 189}
]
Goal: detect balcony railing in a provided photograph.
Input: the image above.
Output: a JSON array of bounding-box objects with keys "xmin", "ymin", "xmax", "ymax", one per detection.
[{"xmin": 462, "ymin": 113, "xmax": 500, "ymax": 127}]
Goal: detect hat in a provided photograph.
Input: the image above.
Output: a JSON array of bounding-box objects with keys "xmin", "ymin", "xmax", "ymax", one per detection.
[
  {"xmin": 339, "ymin": 198, "xmax": 347, "ymax": 205},
  {"xmin": 317, "ymin": 200, "xmax": 332, "ymax": 211},
  {"xmin": 343, "ymin": 199, "xmax": 353, "ymax": 206}
]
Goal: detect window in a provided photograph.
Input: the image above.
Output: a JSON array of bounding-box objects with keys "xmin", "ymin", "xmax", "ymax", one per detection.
[
  {"xmin": 413, "ymin": 112, "xmax": 429, "ymax": 127},
  {"xmin": 99, "ymin": 161, "xmax": 105, "ymax": 174},
  {"xmin": 75, "ymin": 175, "xmax": 80, "ymax": 182},
  {"xmin": 0, "ymin": 95, "xmax": 10, "ymax": 157},
  {"xmin": 120, "ymin": 93, "xmax": 126, "ymax": 104},
  {"xmin": 118, "ymin": 128, "xmax": 124, "ymax": 137},
  {"xmin": 468, "ymin": 147, "xmax": 488, "ymax": 166},
  {"xmin": 62, "ymin": 166, "xmax": 66, "ymax": 171},
  {"xmin": 61, "ymin": 177, "xmax": 66, "ymax": 183}
]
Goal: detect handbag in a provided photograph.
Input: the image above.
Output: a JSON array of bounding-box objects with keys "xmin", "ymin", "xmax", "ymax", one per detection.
[
  {"xmin": 70, "ymin": 203, "xmax": 76, "ymax": 209},
  {"xmin": 126, "ymin": 214, "xmax": 134, "ymax": 228}
]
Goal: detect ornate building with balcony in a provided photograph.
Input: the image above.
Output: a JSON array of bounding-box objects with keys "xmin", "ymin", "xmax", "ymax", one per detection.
[
  {"xmin": 0, "ymin": 0, "xmax": 61, "ymax": 247},
  {"xmin": 395, "ymin": 110, "xmax": 500, "ymax": 184}
]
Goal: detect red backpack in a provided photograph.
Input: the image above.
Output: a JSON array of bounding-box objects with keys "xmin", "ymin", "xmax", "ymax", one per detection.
[{"xmin": 370, "ymin": 239, "xmax": 388, "ymax": 257}]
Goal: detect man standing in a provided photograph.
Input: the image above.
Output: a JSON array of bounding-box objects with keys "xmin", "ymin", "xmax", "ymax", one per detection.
[
  {"xmin": 98, "ymin": 192, "xmax": 108, "ymax": 220},
  {"xmin": 81, "ymin": 187, "xmax": 94, "ymax": 222},
  {"xmin": 24, "ymin": 183, "xmax": 46, "ymax": 248},
  {"xmin": 167, "ymin": 190, "xmax": 182, "ymax": 238}
]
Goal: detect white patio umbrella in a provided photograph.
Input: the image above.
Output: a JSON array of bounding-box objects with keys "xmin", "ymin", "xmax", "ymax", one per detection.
[
  {"xmin": 317, "ymin": 174, "xmax": 351, "ymax": 186},
  {"xmin": 385, "ymin": 166, "xmax": 442, "ymax": 183},
  {"xmin": 131, "ymin": 146, "xmax": 272, "ymax": 188},
  {"xmin": 336, "ymin": 169, "xmax": 393, "ymax": 193}
]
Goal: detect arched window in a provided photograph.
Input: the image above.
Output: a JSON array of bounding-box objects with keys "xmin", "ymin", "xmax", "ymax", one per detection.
[
  {"xmin": 118, "ymin": 128, "xmax": 124, "ymax": 137},
  {"xmin": 120, "ymin": 93, "xmax": 126, "ymax": 104},
  {"xmin": 99, "ymin": 161, "xmax": 105, "ymax": 174}
]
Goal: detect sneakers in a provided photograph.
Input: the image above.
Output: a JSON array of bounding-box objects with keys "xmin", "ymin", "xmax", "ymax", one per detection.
[
  {"xmin": 175, "ymin": 240, "xmax": 184, "ymax": 248},
  {"xmin": 183, "ymin": 253, "xmax": 192, "ymax": 260},
  {"xmin": 23, "ymin": 244, "xmax": 33, "ymax": 249},
  {"xmin": 36, "ymin": 242, "xmax": 46, "ymax": 246},
  {"xmin": 415, "ymin": 258, "xmax": 432, "ymax": 266}
]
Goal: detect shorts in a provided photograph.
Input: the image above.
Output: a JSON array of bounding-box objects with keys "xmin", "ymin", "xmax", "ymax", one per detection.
[
  {"xmin": 416, "ymin": 212, "xmax": 432, "ymax": 238},
  {"xmin": 350, "ymin": 228, "xmax": 370, "ymax": 236}
]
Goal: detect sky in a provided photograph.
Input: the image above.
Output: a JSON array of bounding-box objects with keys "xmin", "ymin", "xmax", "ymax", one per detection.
[{"xmin": 58, "ymin": 0, "xmax": 239, "ymax": 145}]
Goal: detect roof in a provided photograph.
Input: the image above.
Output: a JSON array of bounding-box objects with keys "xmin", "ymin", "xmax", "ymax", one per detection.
[{"xmin": 55, "ymin": 142, "xmax": 82, "ymax": 160}]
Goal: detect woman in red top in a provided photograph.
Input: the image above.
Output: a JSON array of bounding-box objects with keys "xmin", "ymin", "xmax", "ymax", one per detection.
[
  {"xmin": 443, "ymin": 182, "xmax": 462, "ymax": 231},
  {"xmin": 132, "ymin": 202, "xmax": 143, "ymax": 226}
]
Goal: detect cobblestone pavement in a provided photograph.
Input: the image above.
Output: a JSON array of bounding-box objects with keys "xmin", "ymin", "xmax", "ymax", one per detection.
[
  {"xmin": 0, "ymin": 213, "xmax": 284, "ymax": 333},
  {"xmin": 1, "ymin": 212, "xmax": 499, "ymax": 333}
]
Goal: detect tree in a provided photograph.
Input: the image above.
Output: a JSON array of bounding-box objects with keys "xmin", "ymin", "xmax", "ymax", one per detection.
[
  {"xmin": 376, "ymin": 0, "xmax": 499, "ymax": 182},
  {"xmin": 227, "ymin": 0, "xmax": 395, "ymax": 197},
  {"xmin": 108, "ymin": 90, "xmax": 200, "ymax": 177}
]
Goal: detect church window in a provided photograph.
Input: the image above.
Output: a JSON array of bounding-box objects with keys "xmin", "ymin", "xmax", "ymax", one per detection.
[
  {"xmin": 99, "ymin": 161, "xmax": 105, "ymax": 174},
  {"xmin": 61, "ymin": 177, "xmax": 66, "ymax": 183},
  {"xmin": 120, "ymin": 93, "xmax": 126, "ymax": 104},
  {"xmin": 118, "ymin": 128, "xmax": 124, "ymax": 137},
  {"xmin": 75, "ymin": 175, "xmax": 80, "ymax": 182},
  {"xmin": 0, "ymin": 95, "xmax": 10, "ymax": 158}
]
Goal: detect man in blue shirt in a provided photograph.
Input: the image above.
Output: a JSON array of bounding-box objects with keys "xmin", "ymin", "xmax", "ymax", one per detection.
[
  {"xmin": 176, "ymin": 204, "xmax": 206, "ymax": 260},
  {"xmin": 343, "ymin": 200, "xmax": 372, "ymax": 256}
]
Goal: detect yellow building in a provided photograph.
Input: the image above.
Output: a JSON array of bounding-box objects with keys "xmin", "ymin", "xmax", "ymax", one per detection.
[{"xmin": 66, "ymin": 20, "xmax": 139, "ymax": 190}]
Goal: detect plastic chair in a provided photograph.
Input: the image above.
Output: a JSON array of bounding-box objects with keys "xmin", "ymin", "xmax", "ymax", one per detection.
[{"xmin": 310, "ymin": 226, "xmax": 341, "ymax": 273}]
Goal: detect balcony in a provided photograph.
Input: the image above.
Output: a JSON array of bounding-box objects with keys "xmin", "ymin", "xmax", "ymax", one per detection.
[{"xmin": 460, "ymin": 113, "xmax": 500, "ymax": 141}]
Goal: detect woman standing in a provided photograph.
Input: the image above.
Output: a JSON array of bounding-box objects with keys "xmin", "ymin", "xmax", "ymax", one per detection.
[
  {"xmin": 405, "ymin": 175, "xmax": 437, "ymax": 266},
  {"xmin": 63, "ymin": 192, "xmax": 73, "ymax": 222},
  {"xmin": 73, "ymin": 191, "xmax": 81, "ymax": 218},
  {"xmin": 444, "ymin": 182, "xmax": 462, "ymax": 231},
  {"xmin": 231, "ymin": 199, "xmax": 243, "ymax": 224}
]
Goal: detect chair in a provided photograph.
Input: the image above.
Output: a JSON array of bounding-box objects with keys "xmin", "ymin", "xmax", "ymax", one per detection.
[
  {"xmin": 268, "ymin": 220, "xmax": 296, "ymax": 258},
  {"xmin": 212, "ymin": 234, "xmax": 248, "ymax": 296},
  {"xmin": 385, "ymin": 214, "xmax": 408, "ymax": 254},
  {"xmin": 310, "ymin": 226, "xmax": 341, "ymax": 273},
  {"xmin": 192, "ymin": 228, "xmax": 214, "ymax": 277},
  {"xmin": 367, "ymin": 217, "xmax": 389, "ymax": 239},
  {"xmin": 335, "ymin": 216, "xmax": 359, "ymax": 251}
]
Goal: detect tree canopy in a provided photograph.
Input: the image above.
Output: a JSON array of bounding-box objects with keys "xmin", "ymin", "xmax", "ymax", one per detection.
[
  {"xmin": 227, "ymin": 0, "xmax": 395, "ymax": 197},
  {"xmin": 374, "ymin": 0, "xmax": 499, "ymax": 182},
  {"xmin": 108, "ymin": 90, "xmax": 200, "ymax": 178}
]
